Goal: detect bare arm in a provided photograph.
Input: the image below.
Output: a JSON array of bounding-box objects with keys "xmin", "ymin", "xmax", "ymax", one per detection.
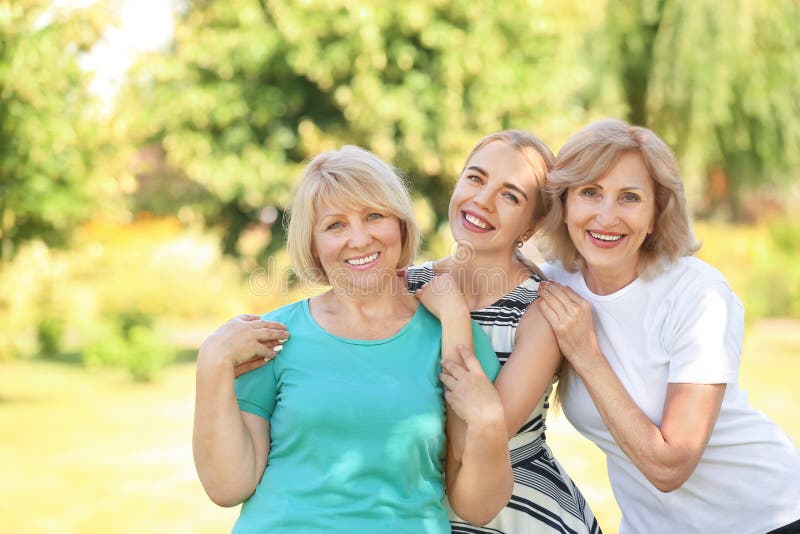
[
  {"xmin": 538, "ymin": 282, "xmax": 725, "ymax": 492},
  {"xmin": 493, "ymin": 302, "xmax": 563, "ymax": 437},
  {"xmin": 416, "ymin": 277, "xmax": 513, "ymax": 525},
  {"xmin": 192, "ymin": 315, "xmax": 285, "ymax": 505}
]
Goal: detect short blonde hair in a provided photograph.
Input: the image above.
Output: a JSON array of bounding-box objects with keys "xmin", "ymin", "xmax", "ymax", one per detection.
[
  {"xmin": 461, "ymin": 130, "xmax": 554, "ymax": 277},
  {"xmin": 287, "ymin": 145, "xmax": 420, "ymax": 284},
  {"xmin": 540, "ymin": 119, "xmax": 700, "ymax": 278}
]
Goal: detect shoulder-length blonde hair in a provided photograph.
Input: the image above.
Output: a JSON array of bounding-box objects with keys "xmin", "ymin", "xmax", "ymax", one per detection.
[
  {"xmin": 287, "ymin": 145, "xmax": 420, "ymax": 285},
  {"xmin": 461, "ymin": 130, "xmax": 555, "ymax": 277},
  {"xmin": 540, "ymin": 119, "xmax": 700, "ymax": 278}
]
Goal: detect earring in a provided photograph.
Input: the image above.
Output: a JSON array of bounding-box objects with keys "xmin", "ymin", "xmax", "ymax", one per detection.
[{"xmin": 515, "ymin": 234, "xmax": 530, "ymax": 248}]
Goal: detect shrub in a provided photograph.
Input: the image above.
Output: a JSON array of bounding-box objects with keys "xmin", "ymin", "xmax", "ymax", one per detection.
[
  {"xmin": 81, "ymin": 313, "xmax": 175, "ymax": 382},
  {"xmin": 37, "ymin": 316, "xmax": 66, "ymax": 357}
]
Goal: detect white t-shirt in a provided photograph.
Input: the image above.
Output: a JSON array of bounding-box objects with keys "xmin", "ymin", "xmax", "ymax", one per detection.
[{"xmin": 544, "ymin": 257, "xmax": 800, "ymax": 534}]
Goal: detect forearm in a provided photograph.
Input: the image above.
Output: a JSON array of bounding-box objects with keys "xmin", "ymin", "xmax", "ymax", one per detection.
[
  {"xmin": 193, "ymin": 356, "xmax": 261, "ymax": 506},
  {"xmin": 440, "ymin": 307, "xmax": 473, "ymax": 362},
  {"xmin": 446, "ymin": 408, "xmax": 513, "ymax": 525},
  {"xmin": 571, "ymin": 354, "xmax": 702, "ymax": 491}
]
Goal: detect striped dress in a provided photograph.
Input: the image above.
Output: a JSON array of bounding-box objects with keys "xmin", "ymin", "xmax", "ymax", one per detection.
[{"xmin": 407, "ymin": 262, "xmax": 602, "ymax": 534}]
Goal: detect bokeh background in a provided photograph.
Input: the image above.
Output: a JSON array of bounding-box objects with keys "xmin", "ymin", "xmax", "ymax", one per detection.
[{"xmin": 1, "ymin": 1, "xmax": 798, "ymax": 532}]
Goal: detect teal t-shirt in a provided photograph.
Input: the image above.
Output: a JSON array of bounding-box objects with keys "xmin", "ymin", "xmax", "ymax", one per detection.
[{"xmin": 233, "ymin": 299, "xmax": 500, "ymax": 533}]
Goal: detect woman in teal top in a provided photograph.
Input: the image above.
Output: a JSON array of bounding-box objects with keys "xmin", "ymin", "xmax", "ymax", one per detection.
[{"xmin": 193, "ymin": 146, "xmax": 512, "ymax": 532}]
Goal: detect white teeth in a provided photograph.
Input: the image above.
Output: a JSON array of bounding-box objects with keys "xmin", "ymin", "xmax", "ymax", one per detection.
[
  {"xmin": 346, "ymin": 252, "xmax": 379, "ymax": 265},
  {"xmin": 465, "ymin": 213, "xmax": 491, "ymax": 229},
  {"xmin": 589, "ymin": 231, "xmax": 623, "ymax": 242}
]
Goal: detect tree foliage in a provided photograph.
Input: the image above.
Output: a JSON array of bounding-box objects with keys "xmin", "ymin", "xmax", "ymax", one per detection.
[
  {"xmin": 122, "ymin": 0, "xmax": 601, "ymax": 257},
  {"xmin": 0, "ymin": 0, "xmax": 124, "ymax": 261},
  {"xmin": 595, "ymin": 0, "xmax": 800, "ymax": 218}
]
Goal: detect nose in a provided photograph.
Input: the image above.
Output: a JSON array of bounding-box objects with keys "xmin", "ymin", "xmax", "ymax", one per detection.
[
  {"xmin": 473, "ymin": 187, "xmax": 495, "ymax": 212},
  {"xmin": 593, "ymin": 198, "xmax": 620, "ymax": 227},
  {"xmin": 347, "ymin": 222, "xmax": 372, "ymax": 248}
]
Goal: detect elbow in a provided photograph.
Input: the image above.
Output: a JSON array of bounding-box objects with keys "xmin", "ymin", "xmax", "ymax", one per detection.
[
  {"xmin": 200, "ymin": 478, "xmax": 254, "ymax": 508},
  {"xmin": 204, "ymin": 485, "xmax": 250, "ymax": 508},
  {"xmin": 646, "ymin": 465, "xmax": 694, "ymax": 493},
  {"xmin": 651, "ymin": 478, "xmax": 682, "ymax": 493},
  {"xmin": 207, "ymin": 492, "xmax": 245, "ymax": 508},
  {"xmin": 450, "ymin": 476, "xmax": 513, "ymax": 526},
  {"xmin": 455, "ymin": 507, "xmax": 500, "ymax": 528}
]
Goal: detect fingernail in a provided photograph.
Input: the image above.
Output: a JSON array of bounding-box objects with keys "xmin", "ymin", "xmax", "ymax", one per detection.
[{"xmin": 273, "ymin": 344, "xmax": 283, "ymax": 353}]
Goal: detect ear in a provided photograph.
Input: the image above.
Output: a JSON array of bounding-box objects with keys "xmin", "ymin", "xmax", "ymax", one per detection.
[{"xmin": 521, "ymin": 225, "xmax": 535, "ymax": 242}]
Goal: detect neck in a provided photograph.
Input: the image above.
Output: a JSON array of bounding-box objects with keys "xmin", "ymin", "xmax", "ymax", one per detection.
[
  {"xmin": 323, "ymin": 273, "xmax": 411, "ymax": 318},
  {"xmin": 581, "ymin": 265, "xmax": 638, "ymax": 295},
  {"xmin": 439, "ymin": 246, "xmax": 530, "ymax": 309}
]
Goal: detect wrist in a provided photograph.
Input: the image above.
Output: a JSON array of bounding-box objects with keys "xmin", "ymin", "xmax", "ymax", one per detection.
[
  {"xmin": 465, "ymin": 409, "xmax": 507, "ymax": 440},
  {"xmin": 569, "ymin": 347, "xmax": 605, "ymax": 377},
  {"xmin": 197, "ymin": 344, "xmax": 238, "ymax": 374},
  {"xmin": 439, "ymin": 302, "xmax": 470, "ymax": 324}
]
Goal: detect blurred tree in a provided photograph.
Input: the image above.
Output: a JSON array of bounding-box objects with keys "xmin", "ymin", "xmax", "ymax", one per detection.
[
  {"xmin": 0, "ymin": 0, "xmax": 125, "ymax": 261},
  {"xmin": 121, "ymin": 0, "xmax": 601, "ymax": 260},
  {"xmin": 595, "ymin": 0, "xmax": 800, "ymax": 220}
]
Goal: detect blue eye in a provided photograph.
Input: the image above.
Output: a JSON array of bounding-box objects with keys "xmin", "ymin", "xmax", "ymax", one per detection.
[
  {"xmin": 622, "ymin": 192, "xmax": 641, "ymax": 202},
  {"xmin": 366, "ymin": 213, "xmax": 384, "ymax": 221},
  {"xmin": 502, "ymin": 191, "xmax": 520, "ymax": 204},
  {"xmin": 326, "ymin": 221, "xmax": 343, "ymax": 230},
  {"xmin": 579, "ymin": 188, "xmax": 599, "ymax": 199},
  {"xmin": 466, "ymin": 174, "xmax": 483, "ymax": 184}
]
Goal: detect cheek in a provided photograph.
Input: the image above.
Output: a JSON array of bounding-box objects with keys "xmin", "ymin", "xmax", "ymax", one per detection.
[{"xmin": 448, "ymin": 186, "xmax": 464, "ymax": 211}]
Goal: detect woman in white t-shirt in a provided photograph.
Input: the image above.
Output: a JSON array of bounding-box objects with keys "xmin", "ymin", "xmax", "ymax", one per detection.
[{"xmin": 536, "ymin": 118, "xmax": 800, "ymax": 534}]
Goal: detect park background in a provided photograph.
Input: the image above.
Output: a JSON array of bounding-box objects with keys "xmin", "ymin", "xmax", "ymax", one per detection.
[{"xmin": 1, "ymin": 1, "xmax": 799, "ymax": 532}]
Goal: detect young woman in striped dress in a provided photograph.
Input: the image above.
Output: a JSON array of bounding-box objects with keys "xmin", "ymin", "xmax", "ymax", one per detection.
[{"xmin": 408, "ymin": 130, "xmax": 602, "ymax": 534}]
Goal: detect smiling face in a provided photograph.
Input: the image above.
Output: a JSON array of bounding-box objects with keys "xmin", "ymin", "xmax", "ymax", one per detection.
[
  {"xmin": 448, "ymin": 141, "xmax": 540, "ymax": 257},
  {"xmin": 312, "ymin": 203, "xmax": 403, "ymax": 293},
  {"xmin": 564, "ymin": 151, "xmax": 656, "ymax": 292}
]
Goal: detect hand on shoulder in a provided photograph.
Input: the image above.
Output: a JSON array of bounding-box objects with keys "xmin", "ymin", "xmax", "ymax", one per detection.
[{"xmin": 198, "ymin": 314, "xmax": 289, "ymax": 373}]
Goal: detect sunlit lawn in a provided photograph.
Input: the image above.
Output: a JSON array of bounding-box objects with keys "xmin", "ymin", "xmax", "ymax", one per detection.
[{"xmin": 1, "ymin": 319, "xmax": 798, "ymax": 534}]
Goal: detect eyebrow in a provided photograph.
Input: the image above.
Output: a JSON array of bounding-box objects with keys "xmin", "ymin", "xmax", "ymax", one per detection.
[
  {"xmin": 466, "ymin": 165, "xmax": 529, "ymax": 201},
  {"xmin": 586, "ymin": 184, "xmax": 647, "ymax": 192}
]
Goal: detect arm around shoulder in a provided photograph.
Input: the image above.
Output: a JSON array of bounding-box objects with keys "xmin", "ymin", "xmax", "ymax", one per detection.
[{"xmin": 193, "ymin": 317, "xmax": 276, "ymax": 506}]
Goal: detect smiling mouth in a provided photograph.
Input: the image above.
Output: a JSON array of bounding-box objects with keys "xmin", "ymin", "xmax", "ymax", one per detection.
[
  {"xmin": 588, "ymin": 230, "xmax": 624, "ymax": 242},
  {"xmin": 346, "ymin": 252, "xmax": 380, "ymax": 266},
  {"xmin": 463, "ymin": 212, "xmax": 494, "ymax": 230}
]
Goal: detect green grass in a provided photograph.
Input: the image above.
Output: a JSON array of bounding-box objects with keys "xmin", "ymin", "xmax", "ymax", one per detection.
[
  {"xmin": 0, "ymin": 360, "xmax": 238, "ymax": 533},
  {"xmin": 1, "ymin": 319, "xmax": 798, "ymax": 534}
]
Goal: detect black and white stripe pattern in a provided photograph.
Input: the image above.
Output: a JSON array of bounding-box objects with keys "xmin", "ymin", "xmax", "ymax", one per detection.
[{"xmin": 408, "ymin": 263, "xmax": 602, "ymax": 534}]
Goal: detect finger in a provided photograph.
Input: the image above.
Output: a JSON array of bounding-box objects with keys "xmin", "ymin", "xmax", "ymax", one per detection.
[
  {"xmin": 252, "ymin": 327, "xmax": 290, "ymax": 342},
  {"xmin": 559, "ymin": 284, "xmax": 587, "ymax": 305},
  {"xmin": 236, "ymin": 314, "xmax": 263, "ymax": 322},
  {"xmin": 441, "ymin": 356, "xmax": 468, "ymax": 379},
  {"xmin": 544, "ymin": 282, "xmax": 583, "ymax": 311},
  {"xmin": 440, "ymin": 372, "xmax": 458, "ymax": 392},
  {"xmin": 234, "ymin": 357, "xmax": 267, "ymax": 377},
  {"xmin": 539, "ymin": 285, "xmax": 568, "ymax": 315},
  {"xmin": 536, "ymin": 295, "xmax": 560, "ymax": 327},
  {"xmin": 455, "ymin": 345, "xmax": 481, "ymax": 372},
  {"xmin": 253, "ymin": 344, "xmax": 282, "ymax": 364},
  {"xmin": 250, "ymin": 320, "xmax": 286, "ymax": 330}
]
